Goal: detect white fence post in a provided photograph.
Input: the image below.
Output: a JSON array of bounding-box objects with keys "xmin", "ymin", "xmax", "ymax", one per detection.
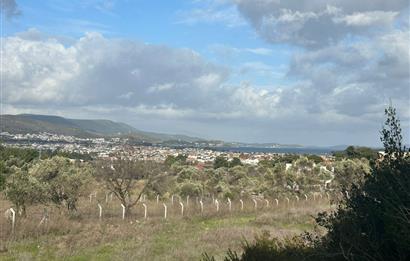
[
  {"xmin": 171, "ymin": 195, "xmax": 174, "ymax": 205},
  {"xmin": 304, "ymin": 194, "xmax": 308, "ymax": 201},
  {"xmin": 98, "ymin": 204, "xmax": 102, "ymax": 220},
  {"xmin": 163, "ymin": 203, "xmax": 167, "ymax": 219},
  {"xmin": 215, "ymin": 199, "xmax": 219, "ymax": 212},
  {"xmin": 253, "ymin": 199, "xmax": 257, "ymax": 211},
  {"xmin": 275, "ymin": 198, "xmax": 279, "ymax": 206},
  {"xmin": 156, "ymin": 195, "xmax": 159, "ymax": 205},
  {"xmin": 121, "ymin": 204, "xmax": 125, "ymax": 220},
  {"xmin": 143, "ymin": 203, "xmax": 147, "ymax": 219},
  {"xmin": 10, "ymin": 208, "xmax": 16, "ymax": 234},
  {"xmin": 200, "ymin": 200, "xmax": 204, "ymax": 214},
  {"xmin": 89, "ymin": 193, "xmax": 93, "ymax": 203},
  {"xmin": 179, "ymin": 202, "xmax": 184, "ymax": 216},
  {"xmin": 227, "ymin": 198, "xmax": 232, "ymax": 212},
  {"xmin": 240, "ymin": 199, "xmax": 244, "ymax": 211},
  {"xmin": 265, "ymin": 199, "xmax": 269, "ymax": 207}
]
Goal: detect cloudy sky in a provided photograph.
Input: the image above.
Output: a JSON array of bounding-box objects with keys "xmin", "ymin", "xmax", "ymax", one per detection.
[{"xmin": 1, "ymin": 0, "xmax": 409, "ymax": 146}]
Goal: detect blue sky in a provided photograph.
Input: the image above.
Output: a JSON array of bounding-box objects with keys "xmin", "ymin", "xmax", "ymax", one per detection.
[
  {"xmin": 1, "ymin": 0, "xmax": 409, "ymax": 146},
  {"xmin": 4, "ymin": 0, "xmax": 293, "ymax": 87}
]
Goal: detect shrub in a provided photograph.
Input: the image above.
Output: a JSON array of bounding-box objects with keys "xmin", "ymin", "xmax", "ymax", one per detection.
[
  {"xmin": 203, "ymin": 231, "xmax": 316, "ymax": 261},
  {"xmin": 316, "ymin": 105, "xmax": 410, "ymax": 261}
]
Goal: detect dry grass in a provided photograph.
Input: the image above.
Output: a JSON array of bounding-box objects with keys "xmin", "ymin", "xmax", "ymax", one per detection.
[{"xmin": 0, "ymin": 196, "xmax": 333, "ymax": 260}]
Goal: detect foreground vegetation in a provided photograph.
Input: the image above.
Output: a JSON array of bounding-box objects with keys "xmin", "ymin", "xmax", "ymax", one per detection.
[
  {"xmin": 0, "ymin": 197, "xmax": 331, "ymax": 260},
  {"xmin": 208, "ymin": 106, "xmax": 410, "ymax": 261}
]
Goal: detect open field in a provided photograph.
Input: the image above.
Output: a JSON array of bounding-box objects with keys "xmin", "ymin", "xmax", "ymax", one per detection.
[{"xmin": 0, "ymin": 196, "xmax": 333, "ymax": 260}]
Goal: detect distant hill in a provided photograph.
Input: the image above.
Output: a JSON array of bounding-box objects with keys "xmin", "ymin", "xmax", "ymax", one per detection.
[
  {"xmin": 0, "ymin": 114, "xmax": 203, "ymax": 143},
  {"xmin": 0, "ymin": 114, "xmax": 316, "ymax": 148}
]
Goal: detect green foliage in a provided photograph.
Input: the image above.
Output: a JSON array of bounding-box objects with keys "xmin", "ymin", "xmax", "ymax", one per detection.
[
  {"xmin": 317, "ymin": 105, "xmax": 410, "ymax": 261},
  {"xmin": 203, "ymin": 231, "xmax": 316, "ymax": 261},
  {"xmin": 30, "ymin": 156, "xmax": 93, "ymax": 211},
  {"xmin": 212, "ymin": 105, "xmax": 409, "ymax": 261},
  {"xmin": 0, "ymin": 146, "xmax": 92, "ymax": 192},
  {"xmin": 3, "ymin": 155, "xmax": 92, "ymax": 215},
  {"xmin": 258, "ymin": 159, "xmax": 275, "ymax": 168},
  {"xmin": 306, "ymin": 154, "xmax": 323, "ymax": 164},
  {"xmin": 5, "ymin": 168, "xmax": 47, "ymax": 216},
  {"xmin": 333, "ymin": 146, "xmax": 378, "ymax": 162},
  {"xmin": 176, "ymin": 166, "xmax": 200, "ymax": 182},
  {"xmin": 178, "ymin": 181, "xmax": 203, "ymax": 197},
  {"xmin": 212, "ymin": 155, "xmax": 244, "ymax": 169},
  {"xmin": 165, "ymin": 154, "xmax": 187, "ymax": 166},
  {"xmin": 95, "ymin": 159, "xmax": 166, "ymax": 214},
  {"xmin": 45, "ymin": 150, "xmax": 94, "ymax": 161},
  {"xmin": 230, "ymin": 157, "xmax": 243, "ymax": 168},
  {"xmin": 332, "ymin": 159, "xmax": 370, "ymax": 190},
  {"xmin": 273, "ymin": 154, "xmax": 300, "ymax": 164},
  {"xmin": 214, "ymin": 156, "xmax": 229, "ymax": 169},
  {"xmin": 0, "ymin": 146, "xmax": 39, "ymax": 167},
  {"xmin": 172, "ymin": 154, "xmax": 344, "ymax": 199}
]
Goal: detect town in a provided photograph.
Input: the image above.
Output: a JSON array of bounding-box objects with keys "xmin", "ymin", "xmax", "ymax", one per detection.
[{"xmin": 0, "ymin": 131, "xmax": 333, "ymax": 165}]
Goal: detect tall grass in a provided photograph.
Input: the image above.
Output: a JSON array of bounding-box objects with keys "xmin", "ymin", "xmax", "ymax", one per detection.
[{"xmin": 0, "ymin": 195, "xmax": 333, "ymax": 260}]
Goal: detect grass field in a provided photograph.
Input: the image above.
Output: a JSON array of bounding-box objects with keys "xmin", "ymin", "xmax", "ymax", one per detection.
[{"xmin": 0, "ymin": 197, "xmax": 333, "ymax": 260}]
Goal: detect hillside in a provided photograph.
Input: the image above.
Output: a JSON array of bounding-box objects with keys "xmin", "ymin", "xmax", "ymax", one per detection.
[
  {"xmin": 0, "ymin": 114, "xmax": 202, "ymax": 142},
  {"xmin": 0, "ymin": 114, "xmax": 93, "ymax": 138}
]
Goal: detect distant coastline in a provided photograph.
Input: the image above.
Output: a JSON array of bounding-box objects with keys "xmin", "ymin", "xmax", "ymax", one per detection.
[{"xmin": 207, "ymin": 146, "xmax": 335, "ymax": 155}]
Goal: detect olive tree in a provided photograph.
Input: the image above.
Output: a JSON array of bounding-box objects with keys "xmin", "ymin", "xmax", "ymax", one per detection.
[
  {"xmin": 30, "ymin": 156, "xmax": 93, "ymax": 212},
  {"xmin": 95, "ymin": 159, "xmax": 166, "ymax": 215},
  {"xmin": 5, "ymin": 167, "xmax": 47, "ymax": 216}
]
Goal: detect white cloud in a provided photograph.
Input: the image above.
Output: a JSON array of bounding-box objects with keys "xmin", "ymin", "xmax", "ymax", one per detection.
[
  {"xmin": 334, "ymin": 11, "xmax": 399, "ymax": 26},
  {"xmin": 2, "ymin": 28, "xmax": 409, "ymax": 146},
  {"xmin": 244, "ymin": 48, "xmax": 272, "ymax": 56},
  {"xmin": 234, "ymin": 0, "xmax": 408, "ymax": 47},
  {"xmin": 147, "ymin": 83, "xmax": 174, "ymax": 93},
  {"xmin": 175, "ymin": 0, "xmax": 245, "ymax": 27}
]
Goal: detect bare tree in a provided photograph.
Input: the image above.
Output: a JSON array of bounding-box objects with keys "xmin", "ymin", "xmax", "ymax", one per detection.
[{"xmin": 95, "ymin": 159, "xmax": 166, "ymax": 216}]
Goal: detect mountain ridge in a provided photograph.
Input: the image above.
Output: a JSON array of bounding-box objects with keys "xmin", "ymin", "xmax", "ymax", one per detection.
[{"xmin": 0, "ymin": 114, "xmax": 203, "ymax": 143}]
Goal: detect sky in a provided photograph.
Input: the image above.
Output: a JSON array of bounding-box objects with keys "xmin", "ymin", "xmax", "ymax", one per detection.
[{"xmin": 1, "ymin": 0, "xmax": 409, "ymax": 146}]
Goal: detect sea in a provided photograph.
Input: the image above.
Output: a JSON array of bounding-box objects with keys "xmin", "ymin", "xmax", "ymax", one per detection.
[{"xmin": 208, "ymin": 146, "xmax": 336, "ymax": 155}]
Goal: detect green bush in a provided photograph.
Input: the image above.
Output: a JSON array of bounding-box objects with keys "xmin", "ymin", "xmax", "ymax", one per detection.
[
  {"xmin": 208, "ymin": 105, "xmax": 409, "ymax": 261},
  {"xmin": 316, "ymin": 105, "xmax": 410, "ymax": 261},
  {"xmin": 203, "ymin": 231, "xmax": 317, "ymax": 261}
]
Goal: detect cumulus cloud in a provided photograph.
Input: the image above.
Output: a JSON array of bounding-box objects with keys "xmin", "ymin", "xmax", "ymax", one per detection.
[
  {"xmin": 2, "ymin": 27, "xmax": 409, "ymax": 146},
  {"xmin": 225, "ymin": 0, "xmax": 410, "ymax": 142},
  {"xmin": 234, "ymin": 0, "xmax": 408, "ymax": 48},
  {"xmin": 2, "ymin": 32, "xmax": 229, "ymax": 110},
  {"xmin": 285, "ymin": 30, "xmax": 410, "ymax": 117}
]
